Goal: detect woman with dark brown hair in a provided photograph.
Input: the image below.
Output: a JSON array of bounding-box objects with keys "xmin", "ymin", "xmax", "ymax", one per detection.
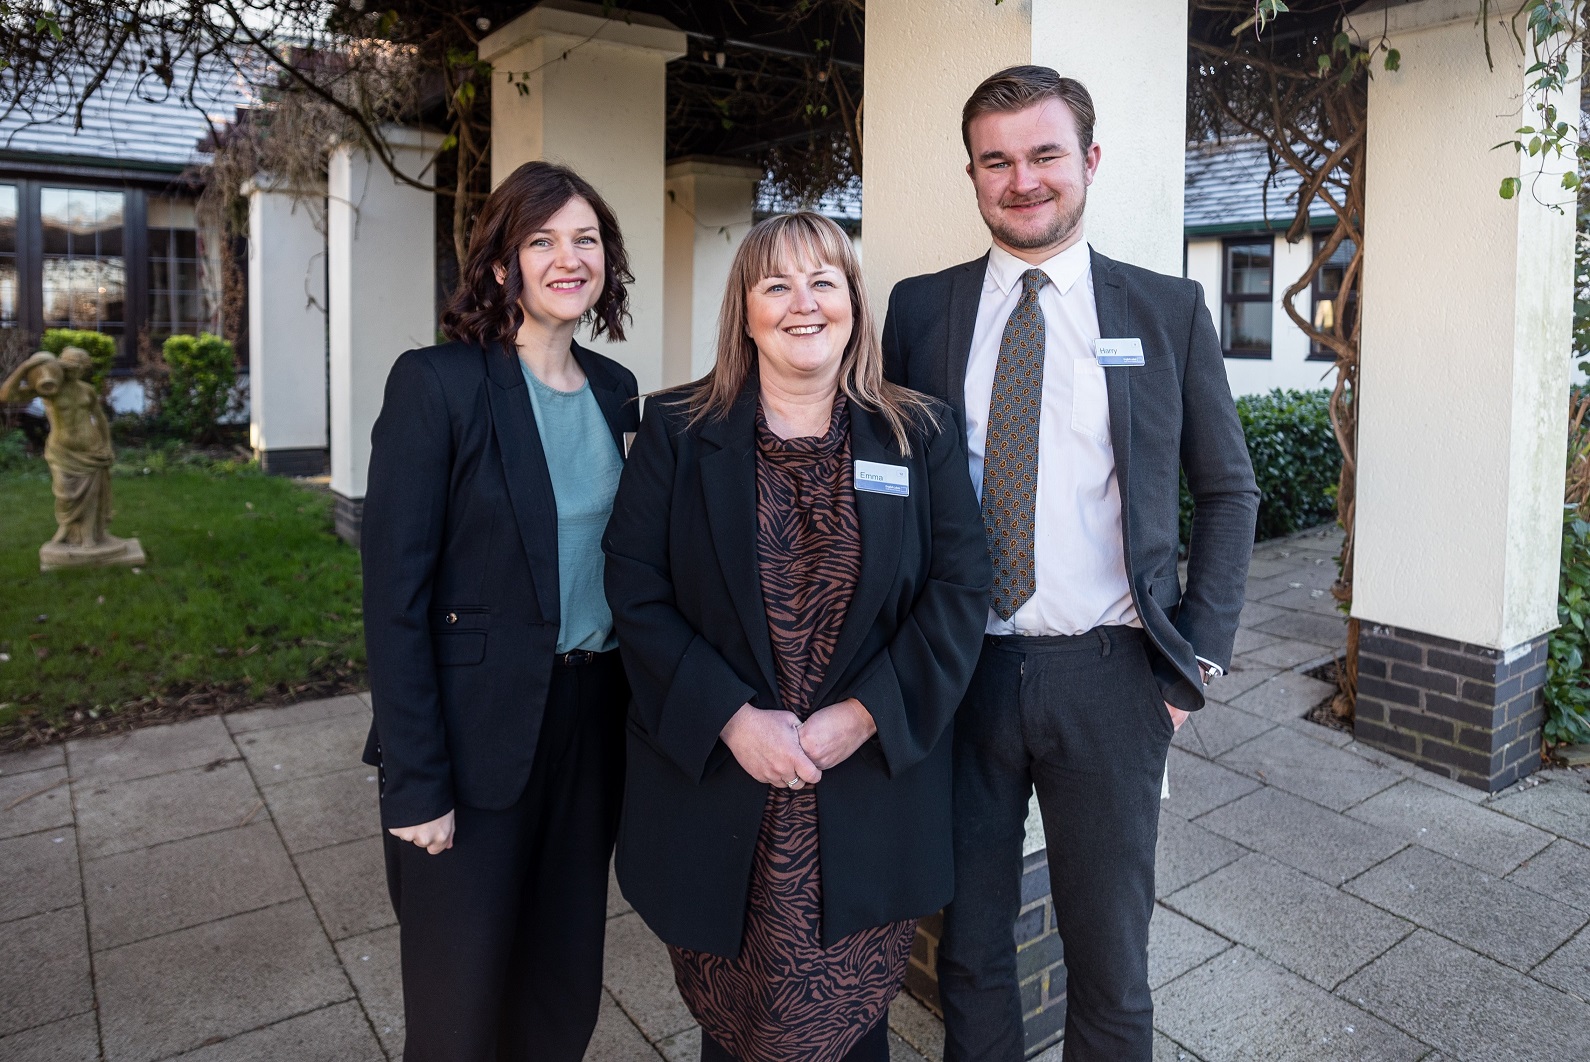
[
  {"xmin": 605, "ymin": 213, "xmax": 992, "ymax": 1061},
  {"xmin": 360, "ymin": 159, "xmax": 638, "ymax": 1061}
]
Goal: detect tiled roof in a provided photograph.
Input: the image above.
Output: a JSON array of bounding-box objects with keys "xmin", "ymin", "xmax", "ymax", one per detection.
[
  {"xmin": 0, "ymin": 43, "xmax": 257, "ymax": 171},
  {"xmin": 1184, "ymin": 136, "xmax": 1337, "ymax": 233}
]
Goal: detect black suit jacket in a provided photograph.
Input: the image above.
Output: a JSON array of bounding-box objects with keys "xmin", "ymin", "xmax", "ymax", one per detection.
[
  {"xmin": 360, "ymin": 339, "xmax": 638, "ymax": 829},
  {"xmin": 881, "ymin": 248, "xmax": 1259, "ymax": 711},
  {"xmin": 603, "ymin": 383, "xmax": 992, "ymax": 956}
]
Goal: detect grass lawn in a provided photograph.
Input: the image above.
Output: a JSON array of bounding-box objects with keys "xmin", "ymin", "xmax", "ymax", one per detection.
[{"xmin": 0, "ymin": 448, "xmax": 365, "ymax": 744}]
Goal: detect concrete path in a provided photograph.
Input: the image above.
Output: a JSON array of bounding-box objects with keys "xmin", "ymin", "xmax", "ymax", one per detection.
[{"xmin": 3, "ymin": 526, "xmax": 1589, "ymax": 1061}]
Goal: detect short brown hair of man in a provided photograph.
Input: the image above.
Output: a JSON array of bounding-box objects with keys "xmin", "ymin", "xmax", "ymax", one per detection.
[
  {"xmin": 441, "ymin": 160, "xmax": 633, "ymax": 353},
  {"xmin": 961, "ymin": 65, "xmax": 1096, "ymax": 159}
]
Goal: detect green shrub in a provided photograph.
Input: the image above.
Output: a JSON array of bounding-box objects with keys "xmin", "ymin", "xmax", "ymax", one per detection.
[
  {"xmin": 1180, "ymin": 388, "xmax": 1341, "ymax": 544},
  {"xmin": 161, "ymin": 332, "xmax": 237, "ymax": 443},
  {"xmin": 1546, "ymin": 507, "xmax": 1590, "ymax": 746},
  {"xmin": 41, "ymin": 328, "xmax": 117, "ymax": 391},
  {"xmin": 0, "ymin": 429, "xmax": 32, "ymax": 472}
]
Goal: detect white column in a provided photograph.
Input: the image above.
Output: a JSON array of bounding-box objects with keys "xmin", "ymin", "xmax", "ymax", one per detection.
[
  {"xmin": 480, "ymin": 0, "xmax": 686, "ymax": 394},
  {"xmin": 861, "ymin": 0, "xmax": 1187, "ymax": 307},
  {"xmin": 1347, "ymin": 0, "xmax": 1577, "ymax": 650},
  {"xmin": 243, "ymin": 176, "xmax": 327, "ymax": 476},
  {"xmin": 327, "ymin": 125, "xmax": 444, "ymax": 540},
  {"xmin": 664, "ymin": 158, "xmax": 762, "ymax": 385}
]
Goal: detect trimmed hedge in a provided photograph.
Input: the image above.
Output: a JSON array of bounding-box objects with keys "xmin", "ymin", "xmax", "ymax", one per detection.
[
  {"xmin": 1546, "ymin": 507, "xmax": 1590, "ymax": 746},
  {"xmin": 161, "ymin": 332, "xmax": 237, "ymax": 443},
  {"xmin": 41, "ymin": 328, "xmax": 117, "ymax": 392},
  {"xmin": 1181, "ymin": 388, "xmax": 1341, "ymax": 545}
]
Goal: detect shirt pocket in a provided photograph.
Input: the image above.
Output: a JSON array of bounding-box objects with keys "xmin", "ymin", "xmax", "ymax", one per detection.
[{"xmin": 1070, "ymin": 357, "xmax": 1111, "ymax": 444}]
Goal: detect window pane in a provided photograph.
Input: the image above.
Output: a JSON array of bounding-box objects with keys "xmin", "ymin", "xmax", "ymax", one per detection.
[
  {"xmin": 0, "ymin": 261, "xmax": 16, "ymax": 325},
  {"xmin": 1224, "ymin": 300, "xmax": 1272, "ymax": 352},
  {"xmin": 1226, "ymin": 241, "xmax": 1272, "ymax": 296},
  {"xmin": 0, "ymin": 184, "xmax": 15, "ymax": 254},
  {"xmin": 41, "ymin": 188, "xmax": 68, "ymax": 255},
  {"xmin": 173, "ymin": 228, "xmax": 198, "ymax": 260}
]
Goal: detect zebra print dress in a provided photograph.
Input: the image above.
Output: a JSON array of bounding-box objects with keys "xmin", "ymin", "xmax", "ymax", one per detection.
[{"xmin": 668, "ymin": 398, "xmax": 917, "ymax": 1062}]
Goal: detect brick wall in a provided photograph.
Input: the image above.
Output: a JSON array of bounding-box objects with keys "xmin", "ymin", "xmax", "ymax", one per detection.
[{"xmin": 1355, "ymin": 623, "xmax": 1546, "ymax": 792}]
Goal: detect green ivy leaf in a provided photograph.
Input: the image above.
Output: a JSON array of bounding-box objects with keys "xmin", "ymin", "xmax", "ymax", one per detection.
[
  {"xmin": 1384, "ymin": 48, "xmax": 1400, "ymax": 72},
  {"xmin": 1500, "ymin": 176, "xmax": 1521, "ymax": 199}
]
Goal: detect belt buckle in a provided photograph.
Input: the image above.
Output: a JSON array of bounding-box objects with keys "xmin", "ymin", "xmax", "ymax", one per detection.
[{"xmin": 560, "ymin": 649, "xmax": 595, "ymax": 667}]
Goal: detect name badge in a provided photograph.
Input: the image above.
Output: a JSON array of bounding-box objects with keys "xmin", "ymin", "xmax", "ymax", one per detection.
[
  {"xmin": 854, "ymin": 460, "xmax": 909, "ymax": 496},
  {"xmin": 1093, "ymin": 338, "xmax": 1146, "ymax": 367}
]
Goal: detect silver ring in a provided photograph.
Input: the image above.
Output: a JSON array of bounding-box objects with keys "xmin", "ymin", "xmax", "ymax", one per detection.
[{"xmin": 787, "ymin": 778, "xmax": 803, "ymax": 789}]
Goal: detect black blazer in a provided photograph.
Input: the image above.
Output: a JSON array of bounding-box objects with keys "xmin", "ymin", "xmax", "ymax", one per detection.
[
  {"xmin": 603, "ymin": 383, "xmax": 991, "ymax": 956},
  {"xmin": 882, "ymin": 249, "xmax": 1259, "ymax": 712},
  {"xmin": 360, "ymin": 339, "xmax": 638, "ymax": 829}
]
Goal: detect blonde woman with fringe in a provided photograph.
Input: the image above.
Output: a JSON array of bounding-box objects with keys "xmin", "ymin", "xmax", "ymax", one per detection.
[{"xmin": 603, "ymin": 213, "xmax": 992, "ymax": 1062}]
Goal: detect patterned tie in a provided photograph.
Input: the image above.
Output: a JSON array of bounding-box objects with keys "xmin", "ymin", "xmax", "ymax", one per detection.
[{"xmin": 982, "ymin": 268, "xmax": 1049, "ymax": 620}]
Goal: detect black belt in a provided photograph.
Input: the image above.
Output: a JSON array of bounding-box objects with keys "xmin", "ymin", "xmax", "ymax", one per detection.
[{"xmin": 555, "ymin": 649, "xmax": 601, "ymax": 667}]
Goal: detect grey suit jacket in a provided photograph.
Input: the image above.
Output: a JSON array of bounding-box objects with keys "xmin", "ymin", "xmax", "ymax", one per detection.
[{"xmin": 881, "ymin": 248, "xmax": 1260, "ymax": 712}]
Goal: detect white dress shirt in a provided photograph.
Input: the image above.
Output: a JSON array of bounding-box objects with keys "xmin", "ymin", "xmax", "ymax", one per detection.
[{"xmin": 964, "ymin": 240, "xmax": 1140, "ymax": 637}]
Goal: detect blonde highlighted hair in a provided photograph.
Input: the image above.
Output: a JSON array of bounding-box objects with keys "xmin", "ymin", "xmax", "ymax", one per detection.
[{"xmin": 686, "ymin": 211, "xmax": 937, "ymax": 455}]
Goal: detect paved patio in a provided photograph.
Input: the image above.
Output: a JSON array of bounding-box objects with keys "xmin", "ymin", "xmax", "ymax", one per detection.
[{"xmin": 3, "ymin": 526, "xmax": 1590, "ymax": 1061}]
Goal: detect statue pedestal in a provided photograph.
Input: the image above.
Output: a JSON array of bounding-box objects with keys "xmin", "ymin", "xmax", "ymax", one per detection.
[{"xmin": 40, "ymin": 536, "xmax": 147, "ymax": 573}]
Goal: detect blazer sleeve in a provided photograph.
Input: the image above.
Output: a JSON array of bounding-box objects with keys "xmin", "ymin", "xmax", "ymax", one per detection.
[
  {"xmin": 603, "ymin": 401, "xmax": 759, "ymax": 782},
  {"xmin": 840, "ymin": 417, "xmax": 992, "ymax": 777},
  {"xmin": 881, "ymin": 284, "xmax": 906, "ymax": 387},
  {"xmin": 360, "ymin": 351, "xmax": 456, "ymax": 829},
  {"xmin": 1176, "ymin": 282, "xmax": 1260, "ymax": 671}
]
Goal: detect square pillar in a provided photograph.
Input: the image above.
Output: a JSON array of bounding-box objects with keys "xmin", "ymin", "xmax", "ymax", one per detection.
[
  {"xmin": 861, "ymin": 0, "xmax": 1187, "ymax": 308},
  {"xmin": 243, "ymin": 176, "xmax": 327, "ymax": 477},
  {"xmin": 664, "ymin": 157, "xmax": 762, "ymax": 385},
  {"xmin": 480, "ymin": 0, "xmax": 686, "ymax": 394},
  {"xmin": 1345, "ymin": 0, "xmax": 1578, "ymax": 790},
  {"xmin": 328, "ymin": 125, "xmax": 444, "ymax": 545}
]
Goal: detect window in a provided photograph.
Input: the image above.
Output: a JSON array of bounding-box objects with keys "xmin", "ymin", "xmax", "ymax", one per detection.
[
  {"xmin": 147, "ymin": 195, "xmax": 220, "ymax": 342},
  {"xmin": 1221, "ymin": 238, "xmax": 1273, "ymax": 358},
  {"xmin": 1309, "ymin": 234, "xmax": 1358, "ymax": 361},
  {"xmin": 40, "ymin": 187, "xmax": 126, "ymax": 348},
  {"xmin": 0, "ymin": 184, "xmax": 16, "ymax": 330}
]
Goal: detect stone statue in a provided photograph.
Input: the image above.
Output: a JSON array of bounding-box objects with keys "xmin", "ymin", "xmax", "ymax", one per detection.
[{"xmin": 0, "ymin": 347, "xmax": 145, "ymax": 571}]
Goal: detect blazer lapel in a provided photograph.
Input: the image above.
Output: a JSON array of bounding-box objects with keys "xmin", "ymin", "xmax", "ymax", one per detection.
[
  {"xmin": 943, "ymin": 253, "xmax": 988, "ymax": 420},
  {"xmin": 1092, "ymin": 249, "xmax": 1134, "ymax": 550},
  {"xmin": 572, "ymin": 342, "xmax": 632, "ymax": 457},
  {"xmin": 811, "ymin": 404, "xmax": 905, "ymax": 710},
  {"xmin": 484, "ymin": 343, "xmax": 561, "ymax": 623},
  {"xmin": 698, "ymin": 386, "xmax": 780, "ymax": 697}
]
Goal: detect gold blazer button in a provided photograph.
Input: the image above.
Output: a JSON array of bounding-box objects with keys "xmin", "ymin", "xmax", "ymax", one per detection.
[{"xmin": 445, "ymin": 612, "xmax": 458, "ymax": 624}]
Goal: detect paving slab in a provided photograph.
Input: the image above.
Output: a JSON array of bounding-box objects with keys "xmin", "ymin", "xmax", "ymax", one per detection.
[
  {"xmin": 66, "ymin": 716, "xmax": 238, "ymax": 786},
  {"xmin": 1231, "ymin": 627, "xmax": 1281, "ymax": 656},
  {"xmin": 0, "ymin": 1012, "xmax": 100, "ymax": 1062},
  {"xmin": 608, "ymin": 861, "xmax": 633, "ymax": 918},
  {"xmin": 1347, "ymin": 743, "xmax": 1489, "ymax": 804},
  {"xmin": 296, "ymin": 836, "xmax": 394, "ymax": 941},
  {"xmin": 263, "ymin": 764, "xmax": 382, "ymax": 855},
  {"xmin": 95, "ymin": 899, "xmax": 352, "ymax": 1062},
  {"xmin": 1261, "ymin": 586, "xmax": 1349, "ymax": 614},
  {"xmin": 170, "ymin": 1001, "xmax": 385, "ymax": 1062},
  {"xmin": 1155, "ymin": 946, "xmax": 1423, "ymax": 1062},
  {"xmin": 656, "ymin": 1025, "xmax": 702, "ymax": 1062},
  {"xmin": 1155, "ymin": 814, "xmax": 1246, "ymax": 898},
  {"xmin": 83, "ymin": 820, "xmax": 302, "ymax": 950},
  {"xmin": 888, "ymin": 992, "xmax": 944, "ymax": 1061},
  {"xmin": 888, "ymin": 1029, "xmax": 930, "ymax": 1062},
  {"xmin": 336, "ymin": 924, "xmax": 403, "ymax": 1059},
  {"xmin": 1346, "ymin": 779, "xmax": 1553, "ymax": 877},
  {"xmin": 0, "ymin": 744, "xmax": 65, "ymax": 777},
  {"xmin": 1171, "ymin": 704, "xmax": 1274, "ymax": 761},
  {"xmin": 1235, "ymin": 637, "xmax": 1332, "ymax": 671},
  {"xmin": 224, "ymin": 693, "xmax": 369, "ymax": 736},
  {"xmin": 1487, "ymin": 777, "xmax": 1590, "ymax": 847},
  {"xmin": 0, "ymin": 905, "xmax": 93, "ymax": 1037},
  {"xmin": 0, "ymin": 827, "xmax": 80, "ymax": 924},
  {"xmin": 1338, "ymin": 930, "xmax": 1590, "ymax": 1062},
  {"xmin": 1217, "ymin": 727, "xmax": 1399, "ymax": 812},
  {"xmin": 1533, "ymin": 924, "xmax": 1590, "ymax": 1002},
  {"xmin": 1195, "ymin": 786, "xmax": 1406, "ymax": 885},
  {"xmin": 1148, "ymin": 906, "xmax": 1230, "ymax": 990},
  {"xmin": 235, "ymin": 712, "xmax": 371, "ymax": 788},
  {"xmin": 1243, "ymin": 557, "xmax": 1301, "ymax": 580},
  {"xmin": 1344, "ymin": 846, "xmax": 1587, "ymax": 971},
  {"xmin": 1506, "ymin": 838, "xmax": 1590, "ymax": 913},
  {"xmin": 1161, "ymin": 746, "xmax": 1261, "ymax": 820},
  {"xmin": 1153, "ymin": 1032, "xmax": 1204, "ymax": 1062},
  {"xmin": 588, "ymin": 989, "xmax": 663, "ymax": 1060},
  {"xmin": 1251, "ymin": 610, "xmax": 1348, "ymax": 649},
  {"xmin": 602, "ymin": 910, "xmax": 696, "ymax": 1043},
  {"xmin": 1228, "ymin": 673, "xmax": 1339, "ymax": 725},
  {"xmin": 74, "ymin": 759, "xmax": 261, "ymax": 860},
  {"xmin": 0, "ymin": 765, "xmax": 73, "ymax": 840},
  {"xmin": 1202, "ymin": 665, "xmax": 1280, "ymax": 703},
  {"xmin": 1164, "ymin": 854, "xmax": 1410, "ymax": 989}
]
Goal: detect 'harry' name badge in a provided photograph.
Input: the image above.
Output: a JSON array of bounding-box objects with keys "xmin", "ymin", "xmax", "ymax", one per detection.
[
  {"xmin": 854, "ymin": 460, "xmax": 909, "ymax": 497},
  {"xmin": 1094, "ymin": 338, "xmax": 1146, "ymax": 367}
]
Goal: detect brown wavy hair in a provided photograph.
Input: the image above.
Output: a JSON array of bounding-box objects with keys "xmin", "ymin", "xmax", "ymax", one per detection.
[
  {"xmin": 686, "ymin": 212, "xmax": 938, "ymax": 456},
  {"xmin": 962, "ymin": 66, "xmax": 1096, "ymax": 158},
  {"xmin": 441, "ymin": 160, "xmax": 632, "ymax": 352}
]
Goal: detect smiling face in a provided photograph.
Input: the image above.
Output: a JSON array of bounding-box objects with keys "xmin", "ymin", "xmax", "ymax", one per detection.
[
  {"xmin": 746, "ymin": 254, "xmax": 854, "ymax": 390},
  {"xmin": 965, "ymin": 98, "xmax": 1101, "ymax": 262},
  {"xmin": 502, "ymin": 196, "xmax": 605, "ymax": 329}
]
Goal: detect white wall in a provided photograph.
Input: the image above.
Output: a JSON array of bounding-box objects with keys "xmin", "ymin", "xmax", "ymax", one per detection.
[{"xmin": 663, "ymin": 159, "xmax": 760, "ymax": 385}]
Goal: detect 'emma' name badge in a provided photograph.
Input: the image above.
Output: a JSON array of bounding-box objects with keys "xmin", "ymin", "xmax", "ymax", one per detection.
[
  {"xmin": 1094, "ymin": 338, "xmax": 1146, "ymax": 367},
  {"xmin": 854, "ymin": 460, "xmax": 909, "ymax": 496}
]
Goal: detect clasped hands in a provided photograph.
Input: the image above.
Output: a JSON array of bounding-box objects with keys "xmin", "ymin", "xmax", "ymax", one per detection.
[{"xmin": 720, "ymin": 698, "xmax": 876, "ymax": 788}]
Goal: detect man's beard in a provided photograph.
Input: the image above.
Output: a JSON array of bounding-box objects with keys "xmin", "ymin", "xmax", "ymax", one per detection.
[{"xmin": 983, "ymin": 189, "xmax": 1086, "ymax": 252}]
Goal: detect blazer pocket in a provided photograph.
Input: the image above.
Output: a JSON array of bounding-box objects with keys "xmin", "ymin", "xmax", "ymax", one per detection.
[{"xmin": 431, "ymin": 630, "xmax": 487, "ymax": 666}]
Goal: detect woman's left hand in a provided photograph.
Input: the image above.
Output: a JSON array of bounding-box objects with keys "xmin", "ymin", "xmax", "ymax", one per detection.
[{"xmin": 798, "ymin": 698, "xmax": 878, "ymax": 770}]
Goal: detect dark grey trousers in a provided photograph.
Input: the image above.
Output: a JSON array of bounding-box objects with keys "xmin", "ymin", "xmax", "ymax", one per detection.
[{"xmin": 939, "ymin": 627, "xmax": 1174, "ymax": 1062}]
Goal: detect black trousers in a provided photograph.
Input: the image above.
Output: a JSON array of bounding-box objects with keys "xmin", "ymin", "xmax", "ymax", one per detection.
[
  {"xmin": 699, "ymin": 1019, "xmax": 891, "ymax": 1062},
  {"xmin": 383, "ymin": 651, "xmax": 627, "ymax": 1062},
  {"xmin": 938, "ymin": 628, "xmax": 1173, "ymax": 1062}
]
